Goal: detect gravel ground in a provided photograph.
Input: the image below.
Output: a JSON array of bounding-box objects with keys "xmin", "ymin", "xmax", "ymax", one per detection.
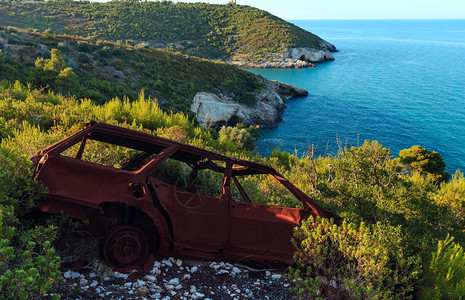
[{"xmin": 49, "ymin": 257, "xmax": 296, "ymax": 299}]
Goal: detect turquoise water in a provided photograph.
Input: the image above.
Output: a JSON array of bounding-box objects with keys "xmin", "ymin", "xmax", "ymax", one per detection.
[{"xmin": 249, "ymin": 20, "xmax": 465, "ymax": 173}]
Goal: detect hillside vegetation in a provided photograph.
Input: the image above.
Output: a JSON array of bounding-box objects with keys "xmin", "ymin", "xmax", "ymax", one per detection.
[
  {"xmin": 0, "ymin": 0, "xmax": 331, "ymax": 63},
  {"xmin": 0, "ymin": 26, "xmax": 264, "ymax": 112}
]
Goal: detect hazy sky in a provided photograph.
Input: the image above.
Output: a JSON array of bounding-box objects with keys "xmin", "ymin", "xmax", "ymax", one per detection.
[{"xmin": 176, "ymin": 0, "xmax": 465, "ymax": 20}]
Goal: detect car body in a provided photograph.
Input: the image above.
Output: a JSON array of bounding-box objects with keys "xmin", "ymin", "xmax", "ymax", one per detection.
[{"xmin": 32, "ymin": 121, "xmax": 329, "ymax": 272}]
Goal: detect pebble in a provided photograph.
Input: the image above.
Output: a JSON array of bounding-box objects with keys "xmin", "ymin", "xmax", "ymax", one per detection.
[
  {"xmin": 63, "ymin": 270, "xmax": 81, "ymax": 279},
  {"xmin": 145, "ymin": 275, "xmax": 157, "ymax": 282},
  {"xmin": 190, "ymin": 266, "xmax": 198, "ymax": 273},
  {"xmin": 80, "ymin": 278, "xmax": 88, "ymax": 286},
  {"xmin": 162, "ymin": 259, "xmax": 173, "ymax": 267},
  {"xmin": 271, "ymin": 274, "xmax": 282, "ymax": 280},
  {"xmin": 232, "ymin": 267, "xmax": 241, "ymax": 274}
]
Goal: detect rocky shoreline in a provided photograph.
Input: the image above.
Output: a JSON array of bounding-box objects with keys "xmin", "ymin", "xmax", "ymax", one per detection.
[
  {"xmin": 190, "ymin": 44, "xmax": 337, "ymax": 128},
  {"xmin": 190, "ymin": 79, "xmax": 308, "ymax": 128},
  {"xmin": 229, "ymin": 44, "xmax": 338, "ymax": 69}
]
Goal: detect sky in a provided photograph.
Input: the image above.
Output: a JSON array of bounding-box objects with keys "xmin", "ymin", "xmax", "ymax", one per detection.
[{"xmin": 175, "ymin": 0, "xmax": 465, "ymax": 20}]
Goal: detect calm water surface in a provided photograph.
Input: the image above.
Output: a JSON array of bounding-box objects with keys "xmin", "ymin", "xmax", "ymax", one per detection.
[{"xmin": 249, "ymin": 20, "xmax": 465, "ymax": 173}]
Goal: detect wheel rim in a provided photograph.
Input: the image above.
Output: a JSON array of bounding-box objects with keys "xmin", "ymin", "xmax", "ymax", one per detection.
[{"xmin": 102, "ymin": 226, "xmax": 149, "ymax": 273}]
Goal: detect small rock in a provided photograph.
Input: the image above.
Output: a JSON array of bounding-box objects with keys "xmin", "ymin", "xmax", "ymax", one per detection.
[
  {"xmin": 63, "ymin": 270, "xmax": 81, "ymax": 279},
  {"xmin": 162, "ymin": 259, "xmax": 173, "ymax": 267},
  {"xmin": 137, "ymin": 279, "xmax": 146, "ymax": 287},
  {"xmin": 190, "ymin": 266, "xmax": 198, "ymax": 273},
  {"xmin": 232, "ymin": 267, "xmax": 241, "ymax": 274},
  {"xmin": 191, "ymin": 292, "xmax": 205, "ymax": 299},
  {"xmin": 271, "ymin": 274, "xmax": 282, "ymax": 280},
  {"xmin": 265, "ymin": 271, "xmax": 271, "ymax": 277},
  {"xmin": 89, "ymin": 272, "xmax": 97, "ymax": 278},
  {"xmin": 183, "ymin": 274, "xmax": 191, "ymax": 280},
  {"xmin": 103, "ymin": 276, "xmax": 112, "ymax": 281},
  {"xmin": 115, "ymin": 272, "xmax": 129, "ymax": 280},
  {"xmin": 145, "ymin": 275, "xmax": 157, "ymax": 282},
  {"xmin": 124, "ymin": 282, "xmax": 132, "ymax": 288},
  {"xmin": 165, "ymin": 284, "xmax": 174, "ymax": 290},
  {"xmin": 176, "ymin": 259, "xmax": 183, "ymax": 266},
  {"xmin": 168, "ymin": 278, "xmax": 180, "ymax": 285},
  {"xmin": 217, "ymin": 270, "xmax": 229, "ymax": 275},
  {"xmin": 79, "ymin": 278, "xmax": 88, "ymax": 286},
  {"xmin": 330, "ymin": 280, "xmax": 337, "ymax": 288}
]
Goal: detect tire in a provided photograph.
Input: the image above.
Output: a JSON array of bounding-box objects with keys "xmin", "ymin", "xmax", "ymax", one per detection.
[{"xmin": 101, "ymin": 225, "xmax": 150, "ymax": 273}]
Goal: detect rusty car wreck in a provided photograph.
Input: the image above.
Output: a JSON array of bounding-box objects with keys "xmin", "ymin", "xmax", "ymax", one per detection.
[{"xmin": 32, "ymin": 121, "xmax": 328, "ymax": 272}]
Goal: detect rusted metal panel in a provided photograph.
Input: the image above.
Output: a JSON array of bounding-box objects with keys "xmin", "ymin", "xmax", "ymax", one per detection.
[{"xmin": 32, "ymin": 121, "xmax": 329, "ymax": 272}]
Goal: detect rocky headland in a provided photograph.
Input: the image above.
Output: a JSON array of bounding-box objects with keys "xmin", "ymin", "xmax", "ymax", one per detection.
[
  {"xmin": 230, "ymin": 42, "xmax": 338, "ymax": 69},
  {"xmin": 191, "ymin": 79, "xmax": 308, "ymax": 128}
]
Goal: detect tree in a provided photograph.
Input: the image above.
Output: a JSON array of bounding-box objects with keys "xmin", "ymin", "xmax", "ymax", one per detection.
[
  {"xmin": 55, "ymin": 67, "xmax": 78, "ymax": 94},
  {"xmin": 398, "ymin": 145, "xmax": 450, "ymax": 184}
]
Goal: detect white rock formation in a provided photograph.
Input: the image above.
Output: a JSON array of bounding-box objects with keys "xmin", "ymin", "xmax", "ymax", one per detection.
[
  {"xmin": 191, "ymin": 87, "xmax": 285, "ymax": 128},
  {"xmin": 289, "ymin": 47, "xmax": 334, "ymax": 62}
]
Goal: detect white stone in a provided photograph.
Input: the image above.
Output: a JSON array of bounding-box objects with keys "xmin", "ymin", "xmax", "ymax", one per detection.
[
  {"xmin": 217, "ymin": 270, "xmax": 229, "ymax": 275},
  {"xmin": 115, "ymin": 272, "xmax": 129, "ymax": 280},
  {"xmin": 145, "ymin": 275, "xmax": 157, "ymax": 282},
  {"xmin": 232, "ymin": 267, "xmax": 241, "ymax": 274},
  {"xmin": 330, "ymin": 279, "xmax": 337, "ymax": 288},
  {"xmin": 165, "ymin": 284, "xmax": 174, "ymax": 290},
  {"xmin": 168, "ymin": 278, "xmax": 180, "ymax": 285},
  {"xmin": 124, "ymin": 282, "xmax": 132, "ymax": 288},
  {"xmin": 271, "ymin": 274, "xmax": 282, "ymax": 280},
  {"xmin": 89, "ymin": 272, "xmax": 97, "ymax": 278},
  {"xmin": 265, "ymin": 271, "xmax": 271, "ymax": 277},
  {"xmin": 63, "ymin": 270, "xmax": 81, "ymax": 279},
  {"xmin": 162, "ymin": 259, "xmax": 173, "ymax": 267},
  {"xmin": 191, "ymin": 292, "xmax": 205, "ymax": 299},
  {"xmin": 176, "ymin": 259, "xmax": 183, "ymax": 266},
  {"xmin": 183, "ymin": 274, "xmax": 191, "ymax": 280},
  {"xmin": 79, "ymin": 278, "xmax": 88, "ymax": 286},
  {"xmin": 137, "ymin": 279, "xmax": 146, "ymax": 287},
  {"xmin": 190, "ymin": 266, "xmax": 198, "ymax": 273}
]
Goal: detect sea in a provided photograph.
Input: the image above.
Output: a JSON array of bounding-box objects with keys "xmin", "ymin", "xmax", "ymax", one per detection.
[{"xmin": 248, "ymin": 20, "xmax": 465, "ymax": 174}]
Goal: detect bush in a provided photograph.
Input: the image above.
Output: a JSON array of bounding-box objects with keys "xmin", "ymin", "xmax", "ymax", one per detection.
[
  {"xmin": 289, "ymin": 216, "xmax": 421, "ymax": 299},
  {"xmin": 420, "ymin": 234, "xmax": 465, "ymax": 299},
  {"xmin": 218, "ymin": 125, "xmax": 257, "ymax": 151},
  {"xmin": 0, "ymin": 146, "xmax": 62, "ymax": 298}
]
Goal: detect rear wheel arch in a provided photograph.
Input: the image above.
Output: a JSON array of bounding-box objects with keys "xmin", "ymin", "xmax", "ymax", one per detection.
[{"xmin": 98, "ymin": 202, "xmax": 172, "ymax": 255}]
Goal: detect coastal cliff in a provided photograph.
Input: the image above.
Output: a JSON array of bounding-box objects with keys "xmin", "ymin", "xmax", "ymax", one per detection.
[
  {"xmin": 230, "ymin": 42, "xmax": 338, "ymax": 68},
  {"xmin": 191, "ymin": 80, "xmax": 308, "ymax": 127}
]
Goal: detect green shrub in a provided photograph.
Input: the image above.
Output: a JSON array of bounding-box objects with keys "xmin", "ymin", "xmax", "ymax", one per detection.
[
  {"xmin": 218, "ymin": 125, "xmax": 257, "ymax": 151},
  {"xmin": 0, "ymin": 146, "xmax": 62, "ymax": 299},
  {"xmin": 289, "ymin": 216, "xmax": 421, "ymax": 299},
  {"xmin": 420, "ymin": 234, "xmax": 465, "ymax": 299}
]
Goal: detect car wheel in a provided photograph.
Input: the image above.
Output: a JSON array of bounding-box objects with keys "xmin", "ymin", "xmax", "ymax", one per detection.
[{"xmin": 101, "ymin": 225, "xmax": 150, "ymax": 273}]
